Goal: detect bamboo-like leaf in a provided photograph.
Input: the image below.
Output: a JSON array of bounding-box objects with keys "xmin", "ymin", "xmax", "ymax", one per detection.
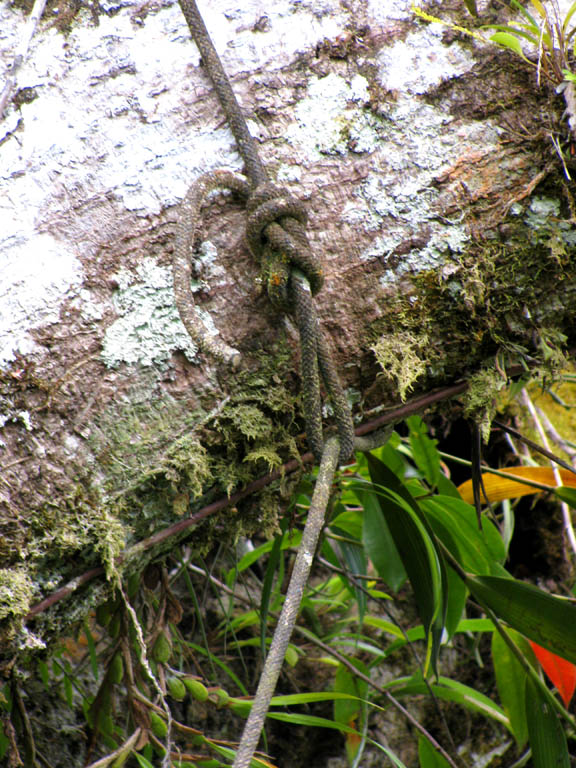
[
  {"xmin": 334, "ymin": 661, "xmax": 369, "ymax": 765},
  {"xmin": 418, "ymin": 736, "xmax": 452, "ymax": 768},
  {"xmin": 458, "ymin": 466, "xmax": 576, "ymax": 504},
  {"xmin": 406, "ymin": 415, "xmax": 441, "ymax": 487},
  {"xmin": 554, "ymin": 486, "xmax": 576, "ymax": 509},
  {"xmin": 465, "ymin": 575, "xmax": 576, "ymax": 664},
  {"xmin": 529, "ymin": 0, "xmax": 547, "ymax": 19},
  {"xmin": 387, "ymin": 675, "xmax": 509, "ymax": 728},
  {"xmin": 510, "ymin": 0, "xmax": 539, "ymax": 27},
  {"xmin": 260, "ymin": 532, "xmax": 283, "ymax": 658},
  {"xmin": 525, "ymin": 676, "xmax": 570, "ymax": 768},
  {"xmin": 563, "ymin": 0, "xmax": 576, "ymax": 33},
  {"xmin": 490, "ymin": 31, "xmax": 529, "ymax": 59},
  {"xmin": 486, "ymin": 22, "xmax": 539, "ymax": 44},
  {"xmin": 358, "ymin": 488, "xmax": 406, "ymax": 592},
  {"xmin": 356, "ymin": 480, "xmax": 443, "ymax": 656},
  {"xmin": 491, "ymin": 629, "xmax": 531, "ymax": 749},
  {"xmin": 420, "ymin": 496, "xmax": 505, "ymax": 574}
]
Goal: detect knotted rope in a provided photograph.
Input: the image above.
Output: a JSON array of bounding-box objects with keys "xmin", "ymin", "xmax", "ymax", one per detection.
[{"xmin": 174, "ymin": 1, "xmax": 390, "ymax": 765}]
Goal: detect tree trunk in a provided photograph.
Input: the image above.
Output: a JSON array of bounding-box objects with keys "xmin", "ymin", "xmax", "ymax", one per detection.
[{"xmin": 1, "ymin": 0, "xmax": 574, "ymax": 652}]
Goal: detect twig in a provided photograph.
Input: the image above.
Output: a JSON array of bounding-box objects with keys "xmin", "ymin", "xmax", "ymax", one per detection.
[
  {"xmin": 293, "ymin": 626, "xmax": 462, "ymax": 768},
  {"xmin": 519, "ymin": 389, "xmax": 576, "ymax": 557},
  {"xmin": 232, "ymin": 437, "xmax": 340, "ymax": 768}
]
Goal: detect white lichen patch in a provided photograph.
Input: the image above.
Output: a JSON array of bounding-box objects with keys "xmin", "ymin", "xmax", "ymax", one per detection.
[
  {"xmin": 341, "ymin": 29, "xmax": 500, "ymax": 281},
  {"xmin": 284, "ymin": 73, "xmax": 378, "ymax": 159},
  {"xmin": 0, "ymin": 234, "xmax": 84, "ymax": 365},
  {"xmin": 378, "ymin": 25, "xmax": 475, "ymax": 95},
  {"xmin": 101, "ymin": 258, "xmax": 199, "ymax": 368}
]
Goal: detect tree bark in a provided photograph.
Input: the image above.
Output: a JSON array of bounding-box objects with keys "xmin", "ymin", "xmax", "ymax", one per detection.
[{"xmin": 1, "ymin": 0, "xmax": 574, "ymax": 652}]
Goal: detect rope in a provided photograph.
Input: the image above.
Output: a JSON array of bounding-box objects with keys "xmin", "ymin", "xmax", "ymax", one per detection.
[
  {"xmin": 176, "ymin": 0, "xmax": 354, "ymax": 464},
  {"xmin": 174, "ymin": 2, "xmax": 390, "ymax": 765}
]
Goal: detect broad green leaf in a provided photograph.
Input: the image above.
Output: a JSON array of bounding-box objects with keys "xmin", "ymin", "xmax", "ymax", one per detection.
[
  {"xmin": 387, "ymin": 675, "xmax": 509, "ymax": 728},
  {"xmin": 489, "ymin": 31, "xmax": 528, "ymax": 58},
  {"xmin": 231, "ymin": 530, "xmax": 301, "ymax": 576},
  {"xmin": 329, "ymin": 503, "xmax": 363, "ymax": 540},
  {"xmin": 562, "ymin": 0, "xmax": 576, "ymax": 34},
  {"xmin": 334, "ymin": 661, "xmax": 369, "ymax": 764},
  {"xmin": 334, "ymin": 533, "xmax": 368, "ymax": 624},
  {"xmin": 358, "ymin": 488, "xmax": 406, "ymax": 592},
  {"xmin": 466, "ymin": 575, "xmax": 576, "ymax": 664},
  {"xmin": 444, "ymin": 561, "xmax": 468, "ymax": 639},
  {"xmin": 133, "ymin": 753, "xmax": 155, "ymax": 768},
  {"xmin": 510, "ymin": 0, "xmax": 539, "ymax": 27},
  {"xmin": 489, "ymin": 22, "xmax": 539, "ymax": 45},
  {"xmin": 365, "ymin": 434, "xmax": 405, "ymax": 479},
  {"xmin": 261, "ymin": 531, "xmax": 283, "ymax": 657},
  {"xmin": 435, "ymin": 472, "xmax": 462, "ymax": 499},
  {"xmin": 525, "ymin": 676, "xmax": 570, "ymax": 768},
  {"xmin": 357, "ymin": 481, "xmax": 443, "ymax": 665},
  {"xmin": 554, "ymin": 486, "xmax": 576, "ymax": 509},
  {"xmin": 418, "ymin": 736, "xmax": 452, "ymax": 768},
  {"xmin": 491, "ymin": 629, "xmax": 531, "ymax": 749},
  {"xmin": 363, "ymin": 615, "xmax": 404, "ymax": 639},
  {"xmin": 419, "ymin": 496, "xmax": 506, "ymax": 573},
  {"xmin": 406, "ymin": 415, "xmax": 441, "ymax": 487},
  {"xmin": 529, "ymin": 0, "xmax": 547, "ymax": 19}
]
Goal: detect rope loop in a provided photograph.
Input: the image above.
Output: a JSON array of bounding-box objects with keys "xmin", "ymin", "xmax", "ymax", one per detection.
[{"xmin": 246, "ymin": 183, "xmax": 323, "ymax": 307}]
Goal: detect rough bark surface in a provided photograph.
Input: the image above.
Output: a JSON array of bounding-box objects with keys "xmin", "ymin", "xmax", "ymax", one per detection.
[{"xmin": 1, "ymin": 0, "xmax": 575, "ymax": 651}]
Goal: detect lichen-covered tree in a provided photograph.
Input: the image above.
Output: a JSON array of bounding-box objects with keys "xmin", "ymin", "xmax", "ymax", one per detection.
[{"xmin": 1, "ymin": 0, "xmax": 575, "ymax": 764}]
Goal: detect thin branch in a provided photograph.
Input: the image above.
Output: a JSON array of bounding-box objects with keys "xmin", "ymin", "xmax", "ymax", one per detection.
[{"xmin": 519, "ymin": 389, "xmax": 576, "ymax": 557}]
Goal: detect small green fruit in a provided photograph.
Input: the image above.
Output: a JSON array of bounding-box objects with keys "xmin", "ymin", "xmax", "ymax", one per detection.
[
  {"xmin": 149, "ymin": 711, "xmax": 168, "ymax": 739},
  {"xmin": 183, "ymin": 678, "xmax": 209, "ymax": 702},
  {"xmin": 109, "ymin": 652, "xmax": 124, "ymax": 685},
  {"xmin": 211, "ymin": 688, "xmax": 229, "ymax": 709},
  {"xmin": 166, "ymin": 676, "xmax": 187, "ymax": 701},
  {"xmin": 151, "ymin": 632, "xmax": 172, "ymax": 664}
]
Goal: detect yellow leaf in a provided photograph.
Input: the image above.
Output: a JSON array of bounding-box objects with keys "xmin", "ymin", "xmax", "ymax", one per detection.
[{"xmin": 457, "ymin": 466, "xmax": 576, "ymax": 505}]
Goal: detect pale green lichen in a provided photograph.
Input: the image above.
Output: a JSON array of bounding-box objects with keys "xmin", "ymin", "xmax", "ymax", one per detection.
[
  {"xmin": 371, "ymin": 330, "xmax": 430, "ymax": 401},
  {"xmin": 101, "ymin": 258, "xmax": 198, "ymax": 369},
  {"xmin": 0, "ymin": 569, "xmax": 34, "ymax": 620},
  {"xmin": 463, "ymin": 368, "xmax": 508, "ymax": 442}
]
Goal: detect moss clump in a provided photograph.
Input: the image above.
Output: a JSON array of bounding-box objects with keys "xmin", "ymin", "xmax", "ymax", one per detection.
[
  {"xmin": 0, "ymin": 569, "xmax": 34, "ymax": 621},
  {"xmin": 462, "ymin": 367, "xmax": 508, "ymax": 441},
  {"xmin": 371, "ymin": 330, "xmax": 430, "ymax": 401}
]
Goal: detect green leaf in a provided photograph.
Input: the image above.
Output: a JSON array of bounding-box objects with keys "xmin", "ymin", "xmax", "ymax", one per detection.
[
  {"xmin": 334, "ymin": 661, "xmax": 369, "ymax": 764},
  {"xmin": 387, "ymin": 675, "xmax": 509, "ymax": 728},
  {"xmin": 525, "ymin": 676, "xmax": 570, "ymax": 768},
  {"xmin": 260, "ymin": 531, "xmax": 283, "ymax": 658},
  {"xmin": 418, "ymin": 736, "xmax": 452, "ymax": 768},
  {"xmin": 357, "ymin": 481, "xmax": 443, "ymax": 666},
  {"xmin": 444, "ymin": 562, "xmax": 468, "ymax": 640},
  {"xmin": 489, "ymin": 31, "xmax": 528, "ymax": 58},
  {"xmin": 133, "ymin": 753, "xmax": 155, "ymax": 768},
  {"xmin": 435, "ymin": 472, "xmax": 462, "ymax": 499},
  {"xmin": 491, "ymin": 629, "xmax": 530, "ymax": 749},
  {"xmin": 329, "ymin": 503, "xmax": 363, "ymax": 540},
  {"xmin": 465, "ymin": 575, "xmax": 576, "ymax": 664},
  {"xmin": 562, "ymin": 1, "xmax": 576, "ymax": 34},
  {"xmin": 554, "ymin": 486, "xmax": 576, "ymax": 509},
  {"xmin": 419, "ymin": 496, "xmax": 506, "ymax": 574},
  {"xmin": 406, "ymin": 415, "xmax": 441, "ymax": 487},
  {"xmin": 359, "ymin": 488, "xmax": 406, "ymax": 592},
  {"xmin": 463, "ymin": 0, "xmax": 478, "ymax": 17},
  {"xmin": 84, "ymin": 622, "xmax": 99, "ymax": 679}
]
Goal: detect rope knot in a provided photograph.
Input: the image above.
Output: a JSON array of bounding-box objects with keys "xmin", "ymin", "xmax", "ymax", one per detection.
[{"xmin": 246, "ymin": 183, "xmax": 324, "ymax": 307}]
